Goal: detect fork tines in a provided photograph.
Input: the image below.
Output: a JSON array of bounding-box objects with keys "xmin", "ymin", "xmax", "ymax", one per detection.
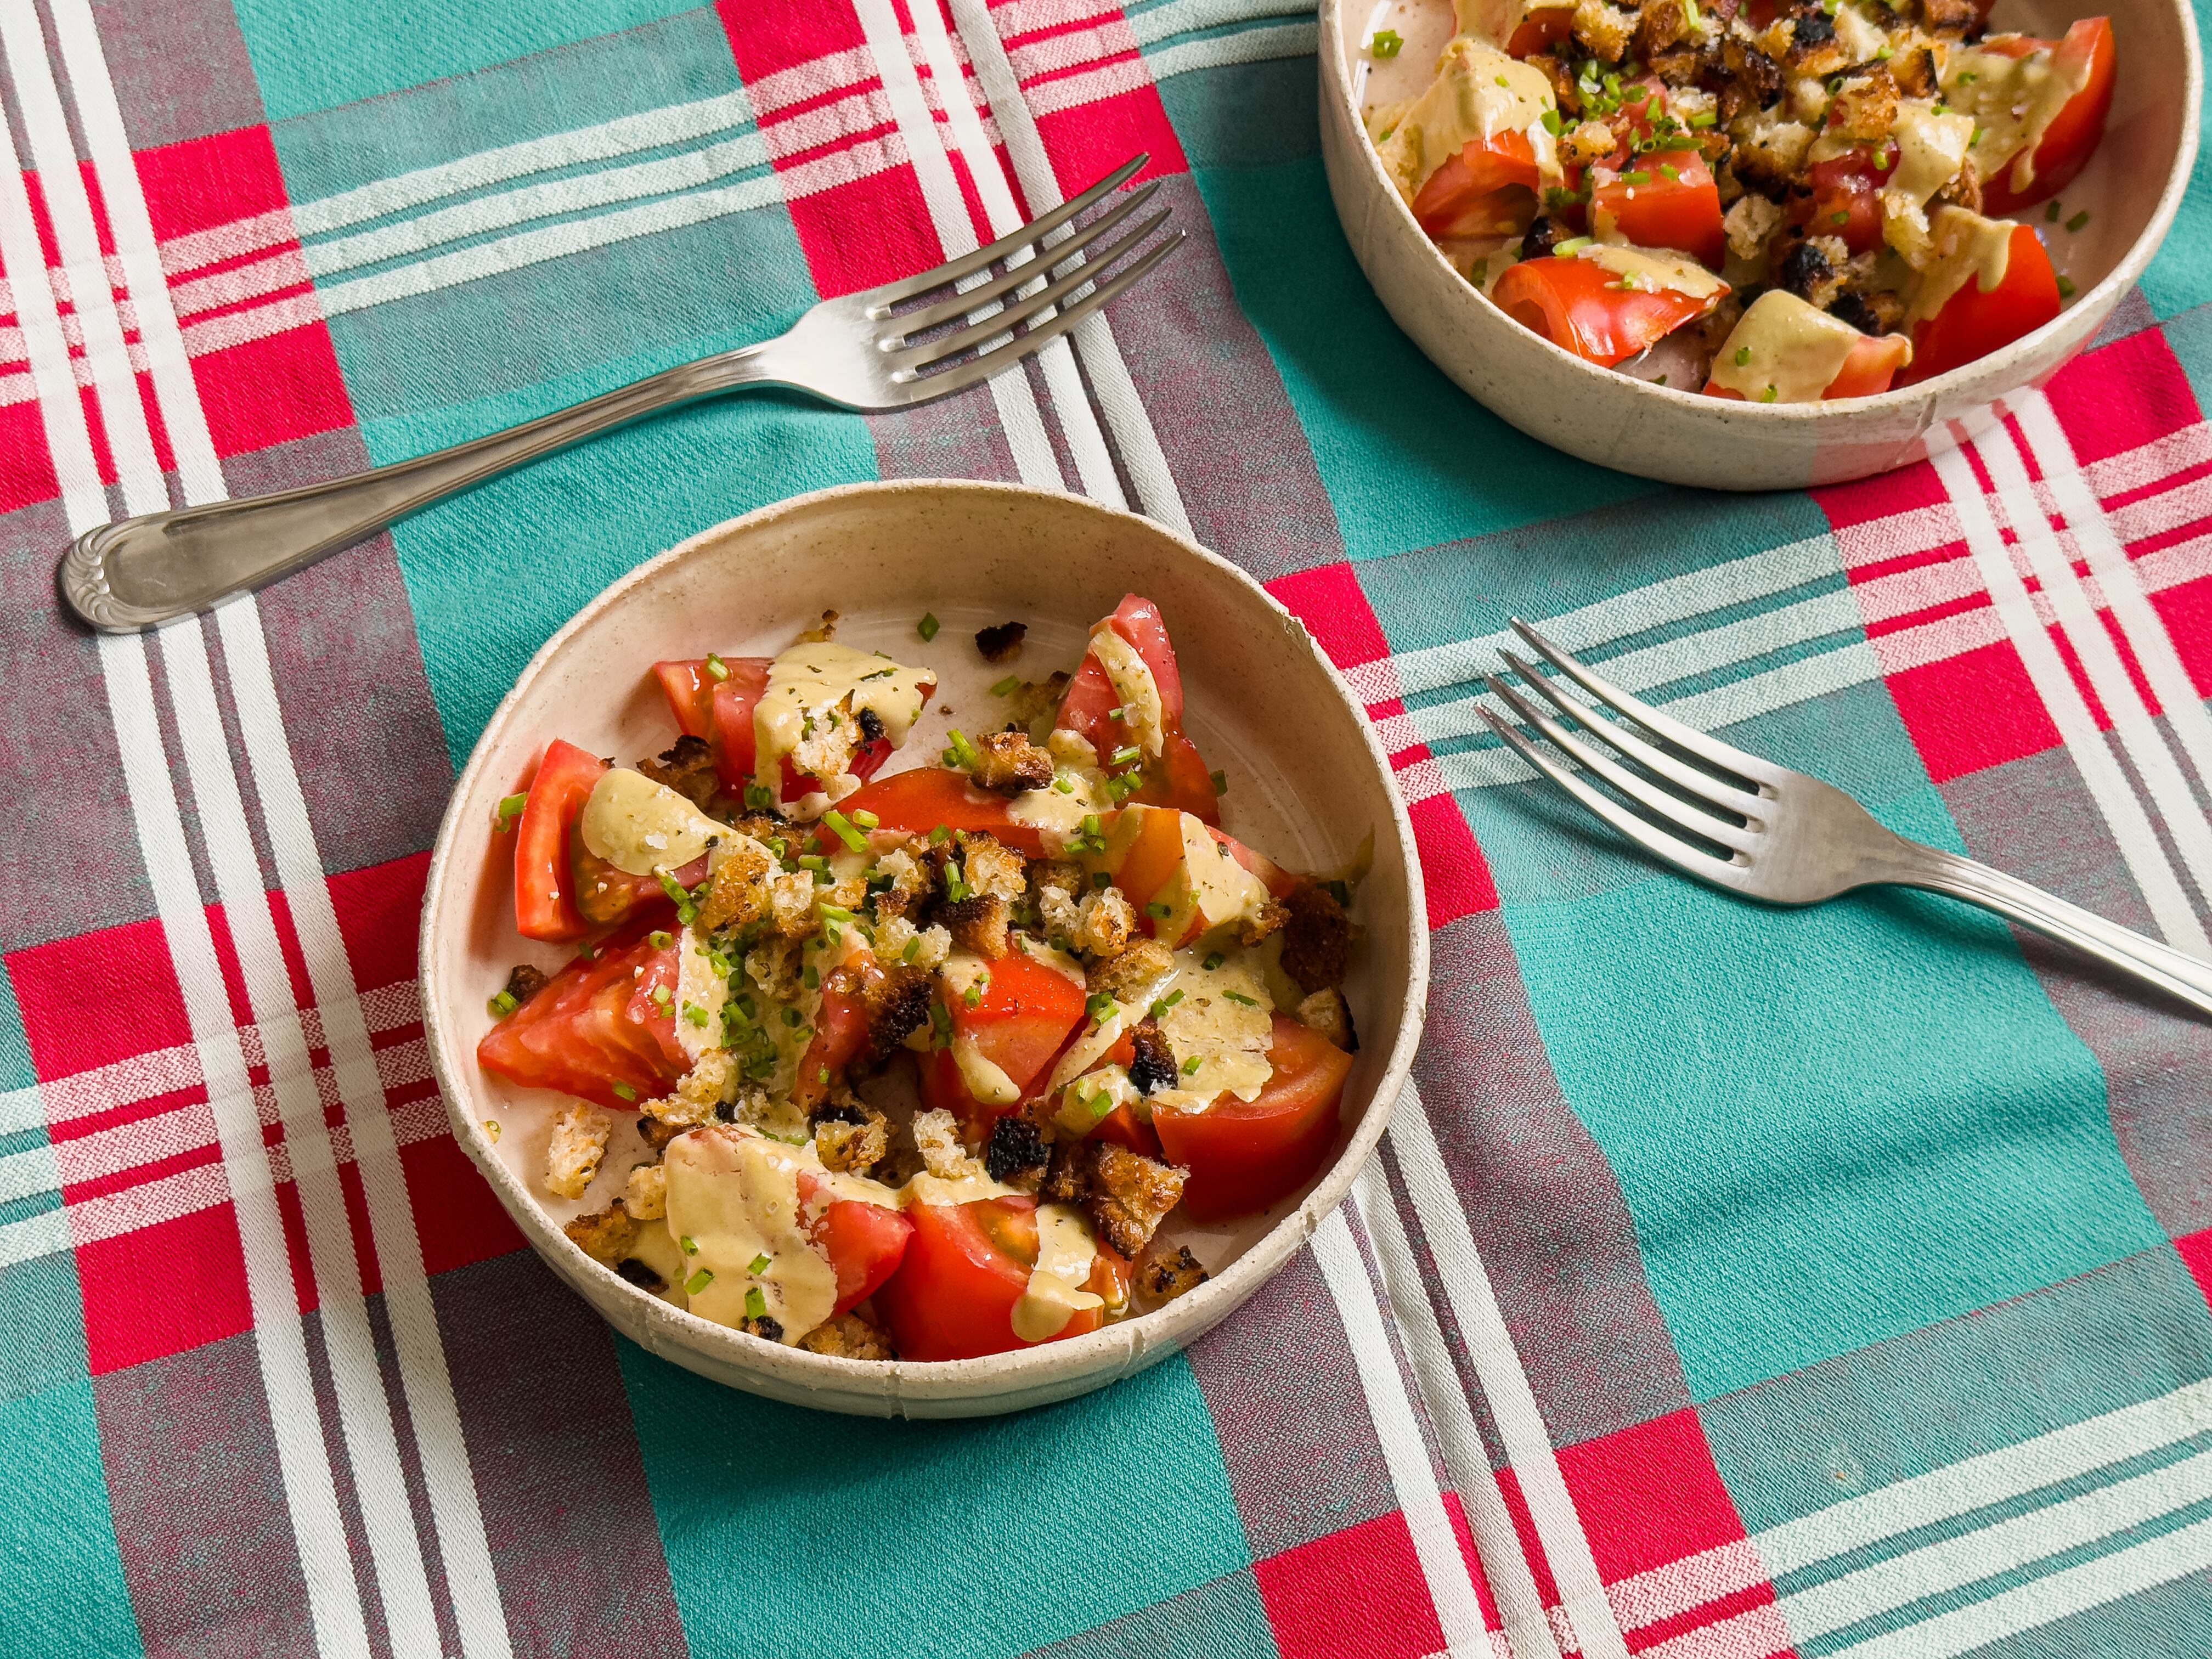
[
  {"xmin": 1479, "ymin": 619, "xmax": 1772, "ymax": 870},
  {"xmin": 870, "ymin": 155, "xmax": 1182, "ymax": 391}
]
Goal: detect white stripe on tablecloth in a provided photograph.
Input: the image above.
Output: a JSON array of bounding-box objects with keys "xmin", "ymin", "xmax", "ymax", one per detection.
[
  {"xmin": 1312, "ymin": 1206, "xmax": 1496, "ymax": 1658},
  {"xmin": 952, "ymin": 0, "xmax": 1197, "ymax": 533},
  {"xmin": 1932, "ymin": 435, "xmax": 2209, "ymax": 949},
  {"xmin": 0, "ymin": 15, "xmax": 374, "ymax": 1656},
  {"xmin": 1127, "ymin": 0, "xmax": 1318, "ymax": 44},
  {"xmin": 905, "ymin": 0, "xmax": 1126, "ymax": 506},
  {"xmin": 1391, "ymin": 1087, "xmax": 1633, "ymax": 1659},
  {"xmin": 1145, "ymin": 20, "xmax": 1321, "ymax": 74},
  {"xmin": 851, "ymin": 0, "xmax": 1064, "ymax": 487},
  {"xmin": 1356, "ymin": 1161, "xmax": 1565, "ymax": 1659}
]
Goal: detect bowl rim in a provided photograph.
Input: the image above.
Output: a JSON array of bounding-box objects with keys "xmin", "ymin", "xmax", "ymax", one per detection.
[
  {"xmin": 417, "ymin": 477, "xmax": 1432, "ymax": 1403},
  {"xmin": 1316, "ymin": 0, "xmax": 2203, "ymax": 418}
]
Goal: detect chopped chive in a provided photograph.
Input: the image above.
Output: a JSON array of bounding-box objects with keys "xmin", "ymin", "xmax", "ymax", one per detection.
[
  {"xmin": 651, "ymin": 984, "xmax": 672, "ymax": 1007},
  {"xmin": 1625, "ymin": 170, "xmax": 1651, "ymax": 185},
  {"xmin": 1091, "ymin": 870, "xmax": 1111, "ymax": 888},
  {"xmin": 904, "ymin": 935, "xmax": 923, "ymax": 962},
  {"xmin": 495, "ymin": 793, "xmax": 527, "ymax": 827},
  {"xmin": 685, "ymin": 1268, "xmax": 714, "ymax": 1296},
  {"xmin": 1554, "ymin": 235, "xmax": 1593, "ymax": 255},
  {"xmin": 929, "ymin": 825, "xmax": 951, "ymax": 846},
  {"xmin": 783, "ymin": 1007, "xmax": 801, "ymax": 1028},
  {"xmin": 1203, "ymin": 951, "xmax": 1225, "ymax": 970},
  {"xmin": 1146, "ymin": 901, "xmax": 1172, "ymax": 919},
  {"xmin": 648, "ymin": 929, "xmax": 673, "ymax": 949},
  {"xmin": 656, "ymin": 867, "xmax": 698, "ymax": 924},
  {"xmin": 1210, "ymin": 769, "xmax": 1228, "ymax": 796},
  {"xmin": 1221, "ymin": 990, "xmax": 1260, "ymax": 1007},
  {"xmin": 1541, "ymin": 109, "xmax": 1563, "ymax": 136},
  {"xmin": 1053, "ymin": 777, "xmax": 1074, "ymax": 793},
  {"xmin": 2046, "ymin": 200, "xmax": 2063, "ymax": 222},
  {"xmin": 1087, "ymin": 992, "xmax": 1119, "ymax": 1023},
  {"xmin": 917, "ymin": 612, "xmax": 940, "ymax": 641},
  {"xmin": 804, "ymin": 964, "xmax": 820, "ymax": 990},
  {"xmin": 851, "ymin": 808, "xmax": 879, "ymax": 830},
  {"xmin": 930, "ymin": 1003, "xmax": 953, "ymax": 1048},
  {"xmin": 1735, "ymin": 346, "xmax": 1752, "ymax": 366},
  {"xmin": 2057, "ymin": 274, "xmax": 2078, "ymax": 298},
  {"xmin": 1109, "ymin": 745, "xmax": 1141, "ymax": 767},
  {"xmin": 611, "ymin": 1082, "xmax": 637, "ymax": 1101},
  {"xmin": 487, "ymin": 990, "xmax": 518, "ymax": 1018},
  {"xmin": 1970, "ymin": 126, "xmax": 1984, "ymax": 148},
  {"xmin": 744, "ymin": 782, "xmax": 775, "ymax": 812},
  {"xmin": 945, "ymin": 729, "xmax": 980, "ymax": 770},
  {"xmin": 1689, "ymin": 109, "xmax": 1716, "ymax": 127},
  {"xmin": 681, "ymin": 1235, "xmax": 699, "ymax": 1254},
  {"xmin": 1495, "ymin": 74, "xmax": 1511, "ymax": 87},
  {"xmin": 684, "ymin": 1003, "xmax": 709, "ymax": 1026},
  {"xmin": 963, "ymin": 974, "xmax": 988, "ymax": 1008},
  {"xmin": 748, "ymin": 1252, "xmax": 771, "ymax": 1275},
  {"xmin": 798, "ymin": 853, "xmax": 828, "ymax": 872},
  {"xmin": 1182, "ymin": 1055, "xmax": 1202, "ymax": 1075},
  {"xmin": 989, "ymin": 675, "xmax": 1020, "ymax": 697},
  {"xmin": 1662, "ymin": 164, "xmax": 1680, "ymax": 181},
  {"xmin": 822, "ymin": 809, "xmax": 870, "ymax": 854},
  {"xmin": 1149, "ymin": 998, "xmax": 1169, "ymax": 1020},
  {"xmin": 1831, "ymin": 210, "xmax": 1850, "ymax": 225},
  {"xmin": 1370, "ymin": 27, "xmax": 1402, "ymax": 56},
  {"xmin": 2067, "ymin": 211, "xmax": 2090, "ymax": 233},
  {"xmin": 704, "ymin": 652, "xmax": 731, "ymax": 682},
  {"xmin": 1760, "ymin": 385, "xmax": 1779, "ymax": 403},
  {"xmin": 742, "ymin": 1285, "xmax": 766, "ymax": 1319}
]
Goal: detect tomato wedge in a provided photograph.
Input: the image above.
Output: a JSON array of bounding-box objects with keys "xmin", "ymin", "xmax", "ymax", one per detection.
[
  {"xmin": 917, "ymin": 952, "xmax": 1092, "ymax": 1133},
  {"xmin": 1702, "ymin": 328, "xmax": 1912, "ymax": 402},
  {"xmin": 875, "ymin": 1196, "xmax": 1130, "ymax": 1361},
  {"xmin": 1153, "ymin": 1017, "xmax": 1353, "ymax": 1221},
  {"xmin": 827, "ymin": 766, "xmax": 1045, "ymax": 856},
  {"xmin": 654, "ymin": 655, "xmax": 897, "ymax": 799},
  {"xmin": 793, "ymin": 963, "xmax": 873, "ymax": 1110},
  {"xmin": 514, "ymin": 740, "xmax": 605, "ymax": 943},
  {"xmin": 795, "ymin": 1167, "xmax": 913, "ymax": 1317},
  {"xmin": 1057, "ymin": 594, "xmax": 1220, "ymax": 826},
  {"xmin": 1591, "ymin": 152, "xmax": 1724, "ymax": 270},
  {"xmin": 477, "ymin": 923, "xmax": 687, "ymax": 1111},
  {"xmin": 1411, "ymin": 132, "xmax": 1545, "ymax": 241},
  {"xmin": 1897, "ymin": 222, "xmax": 2062, "ymax": 386},
  {"xmin": 1491, "ymin": 254, "xmax": 1725, "ymax": 368},
  {"xmin": 1503, "ymin": 4, "xmax": 1571, "ymax": 56},
  {"xmin": 1976, "ymin": 19, "xmax": 2117, "ymax": 215},
  {"xmin": 1792, "ymin": 146, "xmax": 1892, "ymax": 256}
]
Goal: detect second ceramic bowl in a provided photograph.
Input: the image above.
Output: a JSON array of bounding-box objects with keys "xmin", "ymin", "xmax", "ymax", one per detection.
[
  {"xmin": 419, "ymin": 480, "xmax": 1430, "ymax": 1417},
  {"xmin": 1318, "ymin": 0, "xmax": 2201, "ymax": 489}
]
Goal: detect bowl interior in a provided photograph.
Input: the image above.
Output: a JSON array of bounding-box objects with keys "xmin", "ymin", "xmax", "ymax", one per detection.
[{"xmin": 421, "ymin": 482, "xmax": 1425, "ymax": 1412}]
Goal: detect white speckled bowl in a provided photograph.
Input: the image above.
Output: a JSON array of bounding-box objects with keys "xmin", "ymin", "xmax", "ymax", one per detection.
[
  {"xmin": 420, "ymin": 481, "xmax": 1428, "ymax": 1417},
  {"xmin": 1319, "ymin": 0, "xmax": 2201, "ymax": 489}
]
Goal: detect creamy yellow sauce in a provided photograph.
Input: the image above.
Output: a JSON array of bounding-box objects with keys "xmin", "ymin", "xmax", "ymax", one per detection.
[
  {"xmin": 1576, "ymin": 244, "xmax": 1728, "ymax": 300},
  {"xmin": 1094, "ymin": 806, "xmax": 1273, "ymax": 944},
  {"xmin": 1011, "ymin": 1203, "xmax": 1103, "ymax": 1342},
  {"xmin": 1372, "ymin": 37, "xmax": 1557, "ymax": 202},
  {"xmin": 1085, "ymin": 627, "xmax": 1165, "ymax": 759},
  {"xmin": 1006, "ymin": 761, "xmax": 1110, "ymax": 853},
  {"xmin": 901, "ymin": 1170, "xmax": 1019, "ymax": 1207},
  {"xmin": 753, "ymin": 643, "xmax": 932, "ymax": 804},
  {"xmin": 674, "ymin": 927, "xmax": 730, "ymax": 1061},
  {"xmin": 1707, "ymin": 291, "xmax": 1863, "ymax": 403},
  {"xmin": 1155, "ymin": 947, "xmax": 1276, "ymax": 1103},
  {"xmin": 1944, "ymin": 35, "xmax": 2092, "ymax": 198},
  {"xmin": 578, "ymin": 769, "xmax": 728, "ymax": 876},
  {"xmin": 1877, "ymin": 101, "xmax": 1977, "ymax": 263},
  {"xmin": 1906, "ymin": 206, "xmax": 2018, "ymax": 326}
]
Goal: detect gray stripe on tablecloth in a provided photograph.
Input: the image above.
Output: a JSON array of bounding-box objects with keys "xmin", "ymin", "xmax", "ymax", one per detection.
[
  {"xmin": 1413, "ymin": 911, "xmax": 1694, "ymax": 1451},
  {"xmin": 430, "ymin": 1250, "xmax": 687, "ymax": 1658},
  {"xmin": 84, "ymin": 0, "xmax": 264, "ymax": 151},
  {"xmin": 1020, "ymin": 1567, "xmax": 1280, "ymax": 1658},
  {"xmin": 1942, "ymin": 742, "xmax": 2212, "ymax": 1240},
  {"xmin": 1183, "ymin": 1241, "xmax": 1401, "ymax": 1559}
]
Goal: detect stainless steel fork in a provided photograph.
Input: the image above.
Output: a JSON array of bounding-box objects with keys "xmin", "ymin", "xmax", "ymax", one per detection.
[
  {"xmin": 60, "ymin": 155, "xmax": 1180, "ymax": 633},
  {"xmin": 1482, "ymin": 619, "xmax": 2212, "ymax": 1020}
]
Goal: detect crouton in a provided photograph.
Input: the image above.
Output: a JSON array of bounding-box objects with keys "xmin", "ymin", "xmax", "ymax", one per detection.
[
  {"xmin": 1729, "ymin": 112, "xmax": 1815, "ymax": 194},
  {"xmin": 861, "ymin": 961, "xmax": 934, "ymax": 1055},
  {"xmin": 1775, "ymin": 234, "xmax": 1841, "ymax": 304},
  {"xmin": 1633, "ymin": 0, "xmax": 1692, "ymax": 59},
  {"xmin": 1087, "ymin": 936, "xmax": 1176, "ymax": 1005},
  {"xmin": 544, "ymin": 1101, "xmax": 613, "ymax": 1199},
  {"xmin": 1126, "ymin": 1020, "xmax": 1180, "ymax": 1096},
  {"xmin": 1074, "ymin": 886, "xmax": 1137, "ymax": 958},
  {"xmin": 870, "ymin": 847, "xmax": 930, "ymax": 920},
  {"xmin": 800, "ymin": 1311, "xmax": 895, "ymax": 1359},
  {"xmin": 1296, "ymin": 988, "xmax": 1359, "ymax": 1052},
  {"xmin": 763, "ymin": 870, "xmax": 820, "ymax": 939},
  {"xmin": 1647, "ymin": 41, "xmax": 1709, "ymax": 84},
  {"xmin": 974, "ymin": 621, "xmax": 1028, "ymax": 662},
  {"xmin": 564, "ymin": 1200, "xmax": 640, "ymax": 1265},
  {"xmin": 637, "ymin": 733, "xmax": 720, "ymax": 810},
  {"xmin": 1085, "ymin": 1142, "xmax": 1188, "ymax": 1256},
  {"xmin": 1525, "ymin": 51, "xmax": 1581, "ymax": 112},
  {"xmin": 961, "ymin": 834, "xmax": 1029, "ymax": 904},
  {"xmin": 1824, "ymin": 66, "xmax": 1899, "ymax": 142},
  {"xmin": 913, "ymin": 1108, "xmax": 973, "ymax": 1178},
  {"xmin": 1782, "ymin": 6, "xmax": 1847, "ymax": 75},
  {"xmin": 984, "ymin": 1116, "xmax": 1049, "ymax": 1185},
  {"xmin": 1041, "ymin": 1138, "xmax": 1089, "ymax": 1205},
  {"xmin": 1239, "ymin": 899, "xmax": 1289, "ymax": 948},
  {"xmin": 1934, "ymin": 156, "xmax": 1982, "ymax": 215},
  {"xmin": 1007, "ymin": 672, "xmax": 1073, "ymax": 734},
  {"xmin": 637, "ymin": 1116, "xmax": 685, "ymax": 1153},
  {"xmin": 1724, "ymin": 191, "xmax": 1784, "ymax": 259},
  {"xmin": 1572, "ymin": 0, "xmax": 1636, "ymax": 60},
  {"xmin": 622, "ymin": 1163, "xmax": 668, "ymax": 1220},
  {"xmin": 873, "ymin": 915, "xmax": 951, "ymax": 972},
  {"xmin": 1560, "ymin": 119, "xmax": 1617, "ymax": 167},
  {"xmin": 1279, "ymin": 882, "xmax": 1354, "ymax": 995},
  {"xmin": 797, "ymin": 608, "xmax": 839, "ymax": 644},
  {"xmin": 1136, "ymin": 1244, "xmax": 1209, "ymax": 1308},
  {"xmin": 1891, "ymin": 43, "xmax": 1939, "ymax": 97},
  {"xmin": 968, "ymin": 730, "xmax": 1055, "ymax": 793},
  {"xmin": 1718, "ymin": 40, "xmax": 1786, "ymax": 127},
  {"xmin": 813, "ymin": 1101, "xmax": 891, "ymax": 1173},
  {"xmin": 941, "ymin": 894, "xmax": 1010, "ymax": 959},
  {"xmin": 695, "ymin": 836, "xmax": 776, "ymax": 933},
  {"xmin": 1917, "ymin": 0, "xmax": 1978, "ymax": 36},
  {"xmin": 746, "ymin": 936, "xmax": 807, "ymax": 1003},
  {"xmin": 616, "ymin": 1257, "xmax": 667, "ymax": 1293},
  {"xmin": 501, "ymin": 963, "xmax": 548, "ymax": 1009}
]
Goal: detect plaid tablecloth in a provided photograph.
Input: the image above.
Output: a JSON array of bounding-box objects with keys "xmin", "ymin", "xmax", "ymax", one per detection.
[{"xmin": 6, "ymin": 0, "xmax": 2212, "ymax": 1654}]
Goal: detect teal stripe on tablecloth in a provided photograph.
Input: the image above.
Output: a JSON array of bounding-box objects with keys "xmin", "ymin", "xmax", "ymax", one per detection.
[{"xmin": 0, "ymin": 1381, "xmax": 144, "ymax": 1659}]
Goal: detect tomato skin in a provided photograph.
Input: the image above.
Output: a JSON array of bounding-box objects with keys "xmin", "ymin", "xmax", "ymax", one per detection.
[
  {"xmin": 1700, "ymin": 328, "xmax": 1912, "ymax": 402},
  {"xmin": 1057, "ymin": 594, "xmax": 1220, "ymax": 828},
  {"xmin": 1897, "ymin": 223, "xmax": 2062, "ymax": 386},
  {"xmin": 1412, "ymin": 132, "xmax": 1545, "ymax": 240},
  {"xmin": 1793, "ymin": 148, "xmax": 1890, "ymax": 256},
  {"xmin": 1154, "ymin": 1017, "xmax": 1353, "ymax": 1222},
  {"xmin": 515, "ymin": 740, "xmax": 606, "ymax": 942},
  {"xmin": 653, "ymin": 660, "xmax": 717, "ymax": 739},
  {"xmin": 1504, "ymin": 6, "xmax": 1571, "ymax": 56},
  {"xmin": 876, "ymin": 1196, "xmax": 1127, "ymax": 1361},
  {"xmin": 1491, "ymin": 255, "xmax": 1726, "ymax": 368},
  {"xmin": 827, "ymin": 767, "xmax": 1047, "ymax": 856},
  {"xmin": 795, "ymin": 1169, "xmax": 914, "ymax": 1317},
  {"xmin": 793, "ymin": 966, "xmax": 872, "ymax": 1110},
  {"xmin": 1590, "ymin": 153, "xmax": 1724, "ymax": 269},
  {"xmin": 917, "ymin": 953, "xmax": 1093, "ymax": 1135},
  {"xmin": 477, "ymin": 922, "xmax": 686, "ymax": 1111},
  {"xmin": 1977, "ymin": 20, "xmax": 2117, "ymax": 215}
]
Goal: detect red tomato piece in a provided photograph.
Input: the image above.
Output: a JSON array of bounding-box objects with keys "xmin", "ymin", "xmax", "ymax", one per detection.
[
  {"xmin": 514, "ymin": 740, "xmax": 606, "ymax": 942},
  {"xmin": 793, "ymin": 962, "xmax": 873, "ymax": 1110},
  {"xmin": 827, "ymin": 766, "xmax": 1047, "ymax": 856},
  {"xmin": 1153, "ymin": 1017, "xmax": 1354, "ymax": 1222},
  {"xmin": 659, "ymin": 655, "xmax": 899, "ymax": 799},
  {"xmin": 1977, "ymin": 19, "xmax": 2117, "ymax": 215},
  {"xmin": 1411, "ymin": 132, "xmax": 1546, "ymax": 240},
  {"xmin": 1491, "ymin": 255, "xmax": 1726, "ymax": 368},
  {"xmin": 1591, "ymin": 152, "xmax": 1724, "ymax": 269},
  {"xmin": 917, "ymin": 953, "xmax": 1093, "ymax": 1133},
  {"xmin": 1897, "ymin": 223, "xmax": 2062, "ymax": 386},
  {"xmin": 795, "ymin": 1169, "xmax": 914, "ymax": 1317},
  {"xmin": 1504, "ymin": 5, "xmax": 1572, "ymax": 56},
  {"xmin": 477, "ymin": 924, "xmax": 687, "ymax": 1111},
  {"xmin": 876, "ymin": 1196, "xmax": 1128, "ymax": 1361},
  {"xmin": 653, "ymin": 659, "xmax": 718, "ymax": 739},
  {"xmin": 1700, "ymin": 327, "xmax": 1912, "ymax": 402},
  {"xmin": 1057, "ymin": 594, "xmax": 1220, "ymax": 828},
  {"xmin": 1793, "ymin": 146, "xmax": 1891, "ymax": 256}
]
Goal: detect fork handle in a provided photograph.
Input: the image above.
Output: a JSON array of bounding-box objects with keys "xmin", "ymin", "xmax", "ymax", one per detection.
[
  {"xmin": 1898, "ymin": 844, "xmax": 2212, "ymax": 1019},
  {"xmin": 59, "ymin": 341, "xmax": 777, "ymax": 633}
]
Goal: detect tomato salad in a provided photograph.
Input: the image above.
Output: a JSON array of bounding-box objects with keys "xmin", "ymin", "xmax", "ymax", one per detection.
[
  {"xmin": 478, "ymin": 601, "xmax": 1363, "ymax": 1362},
  {"xmin": 1364, "ymin": 0, "xmax": 2115, "ymax": 399}
]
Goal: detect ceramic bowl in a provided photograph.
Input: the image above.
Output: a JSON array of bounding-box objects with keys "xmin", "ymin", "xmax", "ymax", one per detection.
[
  {"xmin": 419, "ymin": 481, "xmax": 1429, "ymax": 1418},
  {"xmin": 1318, "ymin": 0, "xmax": 2202, "ymax": 489}
]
